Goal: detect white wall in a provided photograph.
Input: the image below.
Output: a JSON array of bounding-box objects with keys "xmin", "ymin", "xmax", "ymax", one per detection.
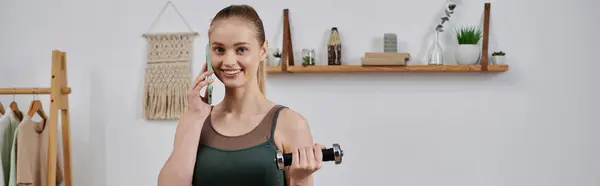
[{"xmin": 1, "ymin": 0, "xmax": 599, "ymax": 185}]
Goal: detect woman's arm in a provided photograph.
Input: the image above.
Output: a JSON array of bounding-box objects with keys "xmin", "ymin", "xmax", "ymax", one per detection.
[
  {"xmin": 158, "ymin": 66, "xmax": 214, "ymax": 186},
  {"xmin": 276, "ymin": 109, "xmax": 322, "ymax": 186},
  {"xmin": 157, "ymin": 111, "xmax": 209, "ymax": 186}
]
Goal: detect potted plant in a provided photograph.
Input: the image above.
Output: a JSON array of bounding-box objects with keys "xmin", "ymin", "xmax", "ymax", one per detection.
[
  {"xmin": 302, "ymin": 56, "xmax": 315, "ymax": 66},
  {"xmin": 454, "ymin": 26, "xmax": 482, "ymax": 65},
  {"xmin": 491, "ymin": 51, "xmax": 506, "ymax": 65},
  {"xmin": 272, "ymin": 49, "xmax": 282, "ymax": 66}
]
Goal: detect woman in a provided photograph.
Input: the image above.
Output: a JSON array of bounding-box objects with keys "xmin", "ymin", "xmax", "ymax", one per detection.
[{"xmin": 157, "ymin": 4, "xmax": 324, "ymax": 186}]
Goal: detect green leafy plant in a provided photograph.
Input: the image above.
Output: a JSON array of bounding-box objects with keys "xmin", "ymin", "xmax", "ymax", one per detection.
[
  {"xmin": 302, "ymin": 56, "xmax": 315, "ymax": 66},
  {"xmin": 303, "ymin": 56, "xmax": 314, "ymax": 63},
  {"xmin": 492, "ymin": 51, "xmax": 506, "ymax": 56},
  {"xmin": 455, "ymin": 26, "xmax": 482, "ymax": 45},
  {"xmin": 273, "ymin": 49, "xmax": 282, "ymax": 58}
]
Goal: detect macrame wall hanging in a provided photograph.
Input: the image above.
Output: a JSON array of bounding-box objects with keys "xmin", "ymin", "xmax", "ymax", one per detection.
[{"xmin": 142, "ymin": 1, "xmax": 198, "ymax": 120}]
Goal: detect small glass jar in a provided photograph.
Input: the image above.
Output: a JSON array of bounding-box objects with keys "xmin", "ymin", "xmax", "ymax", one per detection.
[
  {"xmin": 302, "ymin": 48, "xmax": 312, "ymax": 66},
  {"xmin": 308, "ymin": 49, "xmax": 316, "ymax": 66}
]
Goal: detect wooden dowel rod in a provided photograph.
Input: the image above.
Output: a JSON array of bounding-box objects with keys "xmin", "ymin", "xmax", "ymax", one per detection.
[
  {"xmin": 142, "ymin": 32, "xmax": 199, "ymax": 37},
  {"xmin": 0, "ymin": 87, "xmax": 71, "ymax": 95}
]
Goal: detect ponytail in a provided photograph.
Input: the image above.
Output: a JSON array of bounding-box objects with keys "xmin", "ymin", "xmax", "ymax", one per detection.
[{"xmin": 257, "ymin": 60, "xmax": 266, "ymax": 94}]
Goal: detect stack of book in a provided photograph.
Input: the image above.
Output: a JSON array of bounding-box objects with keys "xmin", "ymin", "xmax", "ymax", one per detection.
[{"xmin": 361, "ymin": 52, "xmax": 411, "ymax": 66}]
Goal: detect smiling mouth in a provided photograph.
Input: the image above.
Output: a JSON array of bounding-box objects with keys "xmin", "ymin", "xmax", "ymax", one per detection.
[{"xmin": 222, "ymin": 69, "xmax": 243, "ymax": 76}]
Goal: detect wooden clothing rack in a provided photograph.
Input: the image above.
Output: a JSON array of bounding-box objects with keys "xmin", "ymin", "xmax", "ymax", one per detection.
[{"xmin": 0, "ymin": 50, "xmax": 72, "ymax": 186}]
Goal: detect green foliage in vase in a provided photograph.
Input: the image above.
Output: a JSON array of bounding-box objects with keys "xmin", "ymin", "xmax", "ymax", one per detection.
[
  {"xmin": 435, "ymin": 1, "xmax": 457, "ymax": 32},
  {"xmin": 302, "ymin": 56, "xmax": 315, "ymax": 66},
  {"xmin": 455, "ymin": 26, "xmax": 482, "ymax": 45},
  {"xmin": 492, "ymin": 51, "xmax": 506, "ymax": 56},
  {"xmin": 303, "ymin": 56, "xmax": 315, "ymax": 63}
]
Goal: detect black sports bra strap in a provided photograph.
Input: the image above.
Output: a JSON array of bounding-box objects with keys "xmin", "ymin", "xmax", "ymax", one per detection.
[{"xmin": 270, "ymin": 105, "xmax": 287, "ymax": 138}]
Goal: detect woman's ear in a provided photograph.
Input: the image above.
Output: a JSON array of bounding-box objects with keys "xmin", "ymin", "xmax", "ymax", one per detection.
[{"xmin": 261, "ymin": 40, "xmax": 268, "ymax": 60}]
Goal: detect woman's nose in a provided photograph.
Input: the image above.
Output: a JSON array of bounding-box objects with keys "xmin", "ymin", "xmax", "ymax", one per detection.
[{"xmin": 222, "ymin": 53, "xmax": 237, "ymax": 65}]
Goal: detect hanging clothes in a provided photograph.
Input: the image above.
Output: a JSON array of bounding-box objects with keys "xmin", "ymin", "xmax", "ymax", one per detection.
[
  {"xmin": 15, "ymin": 115, "xmax": 63, "ymax": 186},
  {"xmin": 0, "ymin": 108, "xmax": 21, "ymax": 186},
  {"xmin": 8, "ymin": 116, "xmax": 64, "ymax": 186},
  {"xmin": 0, "ymin": 112, "xmax": 4, "ymax": 186},
  {"xmin": 7, "ymin": 123, "xmax": 19, "ymax": 186}
]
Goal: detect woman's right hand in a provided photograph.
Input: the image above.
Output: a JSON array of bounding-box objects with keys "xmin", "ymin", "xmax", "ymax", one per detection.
[{"xmin": 186, "ymin": 63, "xmax": 214, "ymax": 114}]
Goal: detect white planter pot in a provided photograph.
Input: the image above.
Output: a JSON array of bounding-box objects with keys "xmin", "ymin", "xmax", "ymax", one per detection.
[
  {"xmin": 455, "ymin": 44, "xmax": 481, "ymax": 65},
  {"xmin": 272, "ymin": 57, "xmax": 282, "ymax": 66},
  {"xmin": 491, "ymin": 56, "xmax": 506, "ymax": 65}
]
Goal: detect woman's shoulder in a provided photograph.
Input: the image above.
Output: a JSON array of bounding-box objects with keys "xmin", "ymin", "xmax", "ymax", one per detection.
[
  {"xmin": 275, "ymin": 106, "xmax": 310, "ymax": 135},
  {"xmin": 272, "ymin": 106, "xmax": 313, "ymax": 148}
]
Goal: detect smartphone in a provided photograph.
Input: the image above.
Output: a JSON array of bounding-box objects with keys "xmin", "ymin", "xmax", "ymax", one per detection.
[{"xmin": 205, "ymin": 43, "xmax": 214, "ymax": 105}]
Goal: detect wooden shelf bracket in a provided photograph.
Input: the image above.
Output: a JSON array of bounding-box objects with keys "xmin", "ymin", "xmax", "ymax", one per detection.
[
  {"xmin": 281, "ymin": 9, "xmax": 295, "ymax": 71},
  {"xmin": 481, "ymin": 3, "xmax": 491, "ymax": 71}
]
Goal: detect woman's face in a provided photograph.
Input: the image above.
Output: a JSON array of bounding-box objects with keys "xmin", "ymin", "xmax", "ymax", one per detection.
[{"xmin": 209, "ymin": 19, "xmax": 266, "ymax": 90}]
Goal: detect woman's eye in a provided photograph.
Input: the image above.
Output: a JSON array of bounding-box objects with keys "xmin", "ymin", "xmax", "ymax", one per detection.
[
  {"xmin": 236, "ymin": 47, "xmax": 247, "ymax": 53},
  {"xmin": 214, "ymin": 48, "xmax": 225, "ymax": 53}
]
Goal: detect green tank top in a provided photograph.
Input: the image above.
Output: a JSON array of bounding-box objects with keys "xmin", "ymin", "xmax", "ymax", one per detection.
[{"xmin": 192, "ymin": 105, "xmax": 287, "ymax": 186}]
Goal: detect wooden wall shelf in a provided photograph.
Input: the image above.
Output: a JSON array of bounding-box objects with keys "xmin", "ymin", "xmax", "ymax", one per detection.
[
  {"xmin": 266, "ymin": 65, "xmax": 508, "ymax": 73},
  {"xmin": 267, "ymin": 3, "xmax": 505, "ymax": 75}
]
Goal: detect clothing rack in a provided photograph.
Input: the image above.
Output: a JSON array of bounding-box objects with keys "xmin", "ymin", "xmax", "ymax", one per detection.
[{"xmin": 0, "ymin": 50, "xmax": 72, "ymax": 186}]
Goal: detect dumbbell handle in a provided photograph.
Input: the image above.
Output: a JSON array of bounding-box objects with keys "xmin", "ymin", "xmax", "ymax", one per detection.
[
  {"xmin": 281, "ymin": 148, "xmax": 337, "ymax": 166},
  {"xmin": 275, "ymin": 143, "xmax": 343, "ymax": 169}
]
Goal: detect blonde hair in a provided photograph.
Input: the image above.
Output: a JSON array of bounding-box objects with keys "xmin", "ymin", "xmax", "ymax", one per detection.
[
  {"xmin": 257, "ymin": 59, "xmax": 266, "ymax": 94},
  {"xmin": 210, "ymin": 4, "xmax": 267, "ymax": 94}
]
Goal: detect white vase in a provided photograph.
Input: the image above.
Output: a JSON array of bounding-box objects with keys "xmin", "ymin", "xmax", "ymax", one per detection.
[
  {"xmin": 491, "ymin": 56, "xmax": 506, "ymax": 65},
  {"xmin": 273, "ymin": 57, "xmax": 282, "ymax": 66},
  {"xmin": 455, "ymin": 44, "xmax": 481, "ymax": 65},
  {"xmin": 428, "ymin": 31, "xmax": 444, "ymax": 65}
]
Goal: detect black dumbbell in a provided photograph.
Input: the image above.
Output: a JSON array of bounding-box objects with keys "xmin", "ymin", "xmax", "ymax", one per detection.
[{"xmin": 275, "ymin": 143, "xmax": 344, "ymax": 170}]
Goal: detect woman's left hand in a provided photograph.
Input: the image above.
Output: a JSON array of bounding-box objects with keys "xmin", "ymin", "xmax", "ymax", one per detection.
[{"xmin": 287, "ymin": 143, "xmax": 327, "ymax": 179}]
